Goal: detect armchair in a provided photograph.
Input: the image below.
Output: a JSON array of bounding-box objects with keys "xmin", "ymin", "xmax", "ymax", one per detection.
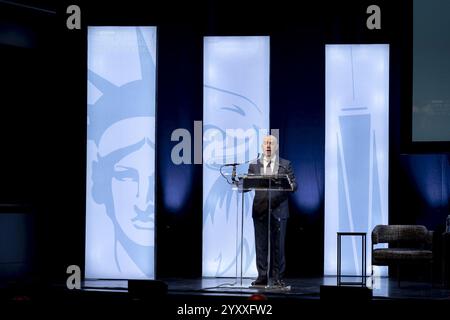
[{"xmin": 371, "ymin": 225, "xmax": 433, "ymax": 286}]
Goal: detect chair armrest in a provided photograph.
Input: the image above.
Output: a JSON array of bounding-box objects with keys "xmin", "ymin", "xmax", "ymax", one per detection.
[{"xmin": 372, "ymin": 230, "xmax": 379, "ymax": 245}]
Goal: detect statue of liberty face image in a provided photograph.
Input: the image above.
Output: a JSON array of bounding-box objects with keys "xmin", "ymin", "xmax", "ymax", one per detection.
[
  {"xmin": 95, "ymin": 118, "xmax": 155, "ymax": 247},
  {"xmin": 111, "ymin": 137, "xmax": 154, "ymax": 246},
  {"xmin": 87, "ymin": 27, "xmax": 156, "ymax": 278}
]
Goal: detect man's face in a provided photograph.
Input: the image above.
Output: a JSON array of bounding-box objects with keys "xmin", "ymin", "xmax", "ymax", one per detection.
[
  {"xmin": 111, "ymin": 142, "xmax": 155, "ymax": 247},
  {"xmin": 262, "ymin": 136, "xmax": 277, "ymax": 158}
]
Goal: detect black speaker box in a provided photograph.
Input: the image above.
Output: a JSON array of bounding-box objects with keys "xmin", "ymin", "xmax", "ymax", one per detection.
[
  {"xmin": 128, "ymin": 280, "xmax": 168, "ymax": 299},
  {"xmin": 320, "ymin": 285, "xmax": 372, "ymax": 301}
]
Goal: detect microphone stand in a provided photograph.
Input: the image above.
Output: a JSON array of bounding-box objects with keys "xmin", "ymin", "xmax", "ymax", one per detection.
[{"xmin": 218, "ymin": 154, "xmax": 260, "ymax": 286}]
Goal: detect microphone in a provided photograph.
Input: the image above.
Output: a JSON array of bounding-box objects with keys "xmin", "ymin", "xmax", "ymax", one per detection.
[
  {"xmin": 220, "ymin": 153, "xmax": 261, "ymax": 185},
  {"xmin": 231, "ymin": 164, "xmax": 237, "ymax": 182},
  {"xmin": 249, "ymin": 152, "xmax": 261, "ymax": 164}
]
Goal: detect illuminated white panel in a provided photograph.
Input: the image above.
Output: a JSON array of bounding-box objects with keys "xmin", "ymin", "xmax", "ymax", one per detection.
[
  {"xmin": 203, "ymin": 36, "xmax": 270, "ymax": 277},
  {"xmin": 325, "ymin": 44, "xmax": 389, "ymax": 277},
  {"xmin": 86, "ymin": 27, "xmax": 157, "ymax": 279}
]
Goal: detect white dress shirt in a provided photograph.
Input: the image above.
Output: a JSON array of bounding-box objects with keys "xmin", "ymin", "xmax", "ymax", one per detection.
[{"xmin": 263, "ymin": 155, "xmax": 277, "ymax": 175}]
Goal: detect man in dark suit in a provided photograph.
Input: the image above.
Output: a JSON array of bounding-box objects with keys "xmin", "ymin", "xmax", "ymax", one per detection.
[{"xmin": 249, "ymin": 135, "xmax": 297, "ymax": 287}]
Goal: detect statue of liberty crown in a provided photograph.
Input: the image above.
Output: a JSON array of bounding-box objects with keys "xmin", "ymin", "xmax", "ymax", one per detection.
[{"xmin": 88, "ymin": 27, "xmax": 156, "ymax": 145}]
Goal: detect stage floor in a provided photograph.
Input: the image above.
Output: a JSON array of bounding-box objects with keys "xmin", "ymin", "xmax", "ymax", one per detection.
[
  {"xmin": 2, "ymin": 277, "xmax": 450, "ymax": 317},
  {"xmin": 82, "ymin": 276, "xmax": 450, "ymax": 300}
]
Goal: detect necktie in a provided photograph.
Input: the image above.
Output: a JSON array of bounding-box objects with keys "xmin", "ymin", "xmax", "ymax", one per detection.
[{"xmin": 266, "ymin": 160, "xmax": 272, "ymax": 175}]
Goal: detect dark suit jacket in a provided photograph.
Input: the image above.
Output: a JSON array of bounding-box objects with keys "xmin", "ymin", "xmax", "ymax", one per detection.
[{"xmin": 248, "ymin": 157, "xmax": 297, "ymax": 219}]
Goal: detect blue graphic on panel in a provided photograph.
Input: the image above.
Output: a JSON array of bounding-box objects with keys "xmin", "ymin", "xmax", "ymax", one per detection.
[
  {"xmin": 338, "ymin": 114, "xmax": 370, "ymax": 274},
  {"xmin": 203, "ymin": 85, "xmax": 262, "ymax": 277},
  {"xmin": 203, "ymin": 36, "xmax": 270, "ymax": 277},
  {"xmin": 86, "ymin": 27, "xmax": 156, "ymax": 279}
]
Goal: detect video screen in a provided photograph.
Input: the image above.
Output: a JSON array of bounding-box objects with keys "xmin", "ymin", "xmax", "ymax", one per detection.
[{"xmin": 413, "ymin": 0, "xmax": 450, "ymax": 141}]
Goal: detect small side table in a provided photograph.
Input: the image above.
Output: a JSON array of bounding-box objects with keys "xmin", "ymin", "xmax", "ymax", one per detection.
[{"xmin": 337, "ymin": 232, "xmax": 367, "ymax": 286}]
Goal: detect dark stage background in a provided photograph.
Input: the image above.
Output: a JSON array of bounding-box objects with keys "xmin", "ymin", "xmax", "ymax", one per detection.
[{"xmin": 0, "ymin": 0, "xmax": 448, "ymax": 283}]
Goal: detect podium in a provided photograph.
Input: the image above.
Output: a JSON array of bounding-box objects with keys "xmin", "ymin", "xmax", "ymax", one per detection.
[
  {"xmin": 235, "ymin": 173, "xmax": 295, "ymax": 289},
  {"xmin": 239, "ymin": 173, "xmax": 294, "ymax": 191}
]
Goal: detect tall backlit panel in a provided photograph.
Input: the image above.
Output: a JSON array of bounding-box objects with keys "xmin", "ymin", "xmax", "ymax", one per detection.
[
  {"xmin": 86, "ymin": 27, "xmax": 157, "ymax": 279},
  {"xmin": 203, "ymin": 36, "xmax": 270, "ymax": 277},
  {"xmin": 325, "ymin": 44, "xmax": 389, "ymax": 277}
]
